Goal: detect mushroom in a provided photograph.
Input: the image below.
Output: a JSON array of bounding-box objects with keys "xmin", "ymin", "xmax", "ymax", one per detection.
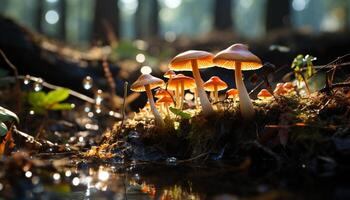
[
  {"xmin": 167, "ymin": 74, "xmax": 195, "ymax": 109},
  {"xmin": 203, "ymin": 76, "xmax": 228, "ymax": 103},
  {"xmin": 257, "ymin": 89, "xmax": 273, "ymax": 101},
  {"xmin": 164, "ymin": 70, "xmax": 176, "ymax": 80},
  {"xmin": 156, "ymin": 96, "xmax": 174, "ymax": 116},
  {"xmin": 274, "ymin": 83, "xmax": 288, "ymax": 96},
  {"xmin": 214, "ymin": 44, "xmax": 262, "ymax": 119},
  {"xmin": 131, "ymin": 74, "xmax": 165, "ymax": 127},
  {"xmin": 283, "ymin": 82, "xmax": 294, "ymax": 92},
  {"xmin": 155, "ymin": 88, "xmax": 173, "ymax": 99},
  {"xmin": 226, "ymin": 88, "xmax": 239, "ymax": 106},
  {"xmin": 169, "ymin": 50, "xmax": 215, "ymax": 115}
]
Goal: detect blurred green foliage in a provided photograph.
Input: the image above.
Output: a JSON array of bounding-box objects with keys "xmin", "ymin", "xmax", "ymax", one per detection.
[{"xmin": 28, "ymin": 88, "xmax": 73, "ymax": 115}]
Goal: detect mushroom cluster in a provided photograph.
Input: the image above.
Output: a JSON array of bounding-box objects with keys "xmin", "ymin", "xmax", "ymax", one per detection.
[{"xmin": 131, "ymin": 43, "xmax": 267, "ymax": 127}]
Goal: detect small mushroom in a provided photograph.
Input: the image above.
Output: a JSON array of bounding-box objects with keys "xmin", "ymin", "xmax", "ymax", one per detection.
[
  {"xmin": 169, "ymin": 50, "xmax": 215, "ymax": 115},
  {"xmin": 164, "ymin": 70, "xmax": 176, "ymax": 79},
  {"xmin": 257, "ymin": 89, "xmax": 273, "ymax": 101},
  {"xmin": 226, "ymin": 88, "xmax": 239, "ymax": 106},
  {"xmin": 273, "ymin": 84, "xmax": 288, "ymax": 96},
  {"xmin": 283, "ymin": 82, "xmax": 294, "ymax": 92},
  {"xmin": 156, "ymin": 96, "xmax": 174, "ymax": 116},
  {"xmin": 167, "ymin": 74, "xmax": 195, "ymax": 109},
  {"xmin": 131, "ymin": 74, "xmax": 165, "ymax": 127},
  {"xmin": 214, "ymin": 44, "xmax": 262, "ymax": 119},
  {"xmin": 203, "ymin": 76, "xmax": 228, "ymax": 103},
  {"xmin": 155, "ymin": 88, "xmax": 173, "ymax": 99}
]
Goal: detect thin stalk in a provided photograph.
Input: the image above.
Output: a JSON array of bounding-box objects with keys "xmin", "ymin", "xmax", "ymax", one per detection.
[
  {"xmin": 235, "ymin": 62, "xmax": 255, "ymax": 119},
  {"xmin": 191, "ymin": 60, "xmax": 214, "ymax": 115},
  {"xmin": 145, "ymin": 85, "xmax": 165, "ymax": 127}
]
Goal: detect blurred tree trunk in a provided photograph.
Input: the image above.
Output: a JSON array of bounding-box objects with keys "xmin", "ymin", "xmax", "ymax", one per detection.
[
  {"xmin": 266, "ymin": 0, "xmax": 291, "ymax": 31},
  {"xmin": 92, "ymin": 0, "xmax": 119, "ymax": 45},
  {"xmin": 58, "ymin": 0, "xmax": 66, "ymax": 41},
  {"xmin": 0, "ymin": 0, "xmax": 9, "ymax": 13},
  {"xmin": 35, "ymin": 0, "xmax": 44, "ymax": 33},
  {"xmin": 135, "ymin": 0, "xmax": 159, "ymax": 39},
  {"xmin": 213, "ymin": 0, "xmax": 232, "ymax": 31}
]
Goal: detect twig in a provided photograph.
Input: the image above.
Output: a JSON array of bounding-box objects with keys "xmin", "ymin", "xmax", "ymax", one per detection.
[
  {"xmin": 121, "ymin": 82, "xmax": 128, "ymax": 127},
  {"xmin": 2, "ymin": 75, "xmax": 95, "ymax": 103},
  {"xmin": 0, "ymin": 48, "xmax": 21, "ymax": 112},
  {"xmin": 13, "ymin": 126, "xmax": 42, "ymax": 146}
]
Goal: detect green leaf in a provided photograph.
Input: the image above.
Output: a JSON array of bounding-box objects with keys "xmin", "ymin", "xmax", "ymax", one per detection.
[
  {"xmin": 50, "ymin": 103, "xmax": 73, "ymax": 111},
  {"xmin": 0, "ymin": 106, "xmax": 19, "ymax": 123},
  {"xmin": 28, "ymin": 91, "xmax": 46, "ymax": 108},
  {"xmin": 45, "ymin": 88, "xmax": 70, "ymax": 105},
  {"xmin": 0, "ymin": 122, "xmax": 8, "ymax": 136},
  {"xmin": 169, "ymin": 107, "xmax": 191, "ymax": 119}
]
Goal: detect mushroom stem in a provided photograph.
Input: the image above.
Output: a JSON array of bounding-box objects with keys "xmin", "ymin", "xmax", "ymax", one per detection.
[
  {"xmin": 145, "ymin": 85, "xmax": 165, "ymax": 127},
  {"xmin": 214, "ymin": 84, "xmax": 218, "ymax": 102},
  {"xmin": 234, "ymin": 62, "xmax": 255, "ymax": 119},
  {"xmin": 175, "ymin": 84, "xmax": 180, "ymax": 108},
  {"xmin": 191, "ymin": 60, "xmax": 214, "ymax": 115},
  {"xmin": 165, "ymin": 103, "xmax": 170, "ymax": 116},
  {"xmin": 180, "ymin": 81, "xmax": 185, "ymax": 109}
]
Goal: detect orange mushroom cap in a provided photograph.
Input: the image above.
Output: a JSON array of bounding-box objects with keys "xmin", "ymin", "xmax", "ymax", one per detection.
[
  {"xmin": 163, "ymin": 70, "xmax": 176, "ymax": 79},
  {"xmin": 274, "ymin": 86, "xmax": 287, "ymax": 95},
  {"xmin": 276, "ymin": 83, "xmax": 284, "ymax": 89},
  {"xmin": 167, "ymin": 74, "xmax": 196, "ymax": 90},
  {"xmin": 203, "ymin": 76, "xmax": 228, "ymax": 91},
  {"xmin": 169, "ymin": 50, "xmax": 214, "ymax": 71},
  {"xmin": 257, "ymin": 89, "xmax": 273, "ymax": 100},
  {"xmin": 154, "ymin": 88, "xmax": 173, "ymax": 99},
  {"xmin": 156, "ymin": 96, "xmax": 174, "ymax": 104},
  {"xmin": 213, "ymin": 44, "xmax": 262, "ymax": 70},
  {"xmin": 131, "ymin": 74, "xmax": 165, "ymax": 92},
  {"xmin": 283, "ymin": 82, "xmax": 294, "ymax": 91},
  {"xmin": 226, "ymin": 88, "xmax": 239, "ymax": 98}
]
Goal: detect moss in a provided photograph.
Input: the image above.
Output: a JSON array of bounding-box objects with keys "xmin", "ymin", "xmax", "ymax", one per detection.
[{"xmin": 91, "ymin": 89, "xmax": 350, "ymax": 163}]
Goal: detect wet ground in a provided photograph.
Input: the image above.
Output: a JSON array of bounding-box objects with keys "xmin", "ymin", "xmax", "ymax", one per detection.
[{"xmin": 2, "ymin": 152, "xmax": 350, "ymax": 200}]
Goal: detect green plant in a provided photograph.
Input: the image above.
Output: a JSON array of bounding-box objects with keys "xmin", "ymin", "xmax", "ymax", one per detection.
[
  {"xmin": 28, "ymin": 88, "xmax": 73, "ymax": 115},
  {"xmin": 0, "ymin": 106, "xmax": 19, "ymax": 136},
  {"xmin": 169, "ymin": 107, "xmax": 191, "ymax": 119},
  {"xmin": 291, "ymin": 54, "xmax": 316, "ymax": 95}
]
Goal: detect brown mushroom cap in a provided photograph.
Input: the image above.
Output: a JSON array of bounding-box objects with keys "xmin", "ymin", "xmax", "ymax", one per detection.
[
  {"xmin": 169, "ymin": 50, "xmax": 214, "ymax": 71},
  {"xmin": 164, "ymin": 70, "xmax": 176, "ymax": 79},
  {"xmin": 226, "ymin": 88, "xmax": 239, "ymax": 98},
  {"xmin": 130, "ymin": 74, "xmax": 165, "ymax": 92},
  {"xmin": 203, "ymin": 76, "xmax": 228, "ymax": 91},
  {"xmin": 213, "ymin": 44, "xmax": 262, "ymax": 70},
  {"xmin": 257, "ymin": 89, "xmax": 273, "ymax": 99},
  {"xmin": 167, "ymin": 74, "xmax": 196, "ymax": 90}
]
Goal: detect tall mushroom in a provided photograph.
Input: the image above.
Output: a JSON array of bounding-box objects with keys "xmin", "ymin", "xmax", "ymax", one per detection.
[
  {"xmin": 167, "ymin": 74, "xmax": 195, "ymax": 109},
  {"xmin": 203, "ymin": 76, "xmax": 228, "ymax": 103},
  {"xmin": 131, "ymin": 74, "xmax": 165, "ymax": 127},
  {"xmin": 169, "ymin": 50, "xmax": 215, "ymax": 115},
  {"xmin": 214, "ymin": 44, "xmax": 262, "ymax": 119}
]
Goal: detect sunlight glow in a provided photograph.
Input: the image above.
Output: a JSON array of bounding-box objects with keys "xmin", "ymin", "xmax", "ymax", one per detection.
[
  {"xmin": 45, "ymin": 10, "xmax": 60, "ymax": 24},
  {"xmin": 163, "ymin": 0, "xmax": 182, "ymax": 9},
  {"xmin": 140, "ymin": 66, "xmax": 152, "ymax": 74}
]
